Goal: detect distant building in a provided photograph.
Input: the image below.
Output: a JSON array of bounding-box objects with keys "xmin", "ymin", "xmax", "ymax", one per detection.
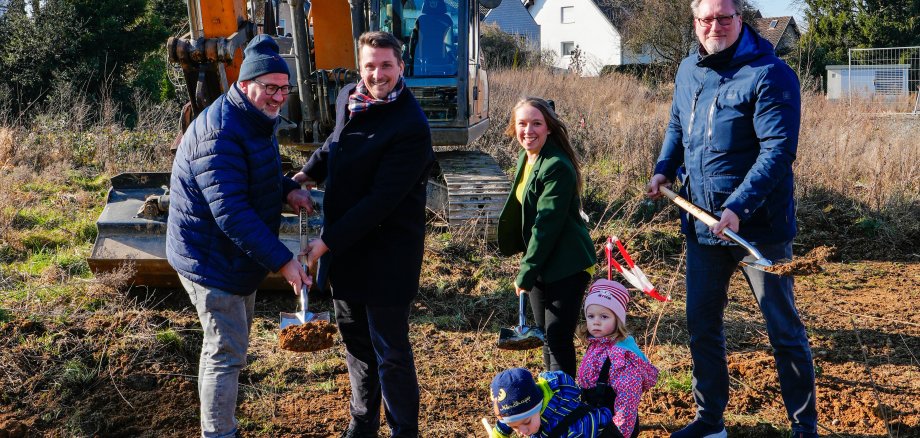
[
  {"xmin": 483, "ymin": 0, "xmax": 541, "ymax": 48},
  {"xmin": 751, "ymin": 16, "xmax": 800, "ymax": 56},
  {"xmin": 826, "ymin": 64, "xmax": 911, "ymax": 100},
  {"xmin": 520, "ymin": 0, "xmax": 650, "ymax": 76}
]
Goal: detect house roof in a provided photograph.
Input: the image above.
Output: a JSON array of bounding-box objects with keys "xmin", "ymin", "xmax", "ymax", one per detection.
[
  {"xmin": 751, "ymin": 16, "xmax": 799, "ymax": 48},
  {"xmin": 592, "ymin": 0, "xmax": 639, "ymax": 32}
]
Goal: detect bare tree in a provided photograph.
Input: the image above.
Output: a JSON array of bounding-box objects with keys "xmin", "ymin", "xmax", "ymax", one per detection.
[
  {"xmin": 622, "ymin": 0, "xmax": 695, "ymax": 66},
  {"xmin": 621, "ymin": 0, "xmax": 760, "ymax": 69}
]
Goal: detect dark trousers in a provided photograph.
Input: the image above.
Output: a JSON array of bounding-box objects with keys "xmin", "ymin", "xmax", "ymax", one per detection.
[
  {"xmin": 529, "ymin": 270, "xmax": 591, "ymax": 377},
  {"xmin": 685, "ymin": 237, "xmax": 817, "ymax": 434},
  {"xmin": 334, "ymin": 299, "xmax": 420, "ymax": 437}
]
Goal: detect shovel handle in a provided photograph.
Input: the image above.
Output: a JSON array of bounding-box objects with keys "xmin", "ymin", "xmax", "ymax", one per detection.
[
  {"xmin": 299, "ymin": 275, "xmax": 309, "ymax": 313},
  {"xmin": 299, "ymin": 185, "xmax": 310, "ymax": 257},
  {"xmin": 660, "ymin": 187, "xmax": 719, "ymax": 227},
  {"xmin": 298, "ymin": 185, "xmax": 312, "ymax": 313},
  {"xmin": 481, "ymin": 418, "xmax": 492, "ymax": 436},
  {"xmin": 518, "ymin": 292, "xmax": 527, "ymax": 328},
  {"xmin": 660, "ymin": 187, "xmax": 770, "ymax": 265}
]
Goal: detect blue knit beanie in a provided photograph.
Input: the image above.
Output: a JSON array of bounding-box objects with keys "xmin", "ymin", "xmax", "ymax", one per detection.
[
  {"xmin": 239, "ymin": 35, "xmax": 290, "ymax": 81},
  {"xmin": 490, "ymin": 368, "xmax": 542, "ymax": 423}
]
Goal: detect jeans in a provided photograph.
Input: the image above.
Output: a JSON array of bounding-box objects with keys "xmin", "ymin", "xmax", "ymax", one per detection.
[
  {"xmin": 334, "ymin": 299, "xmax": 420, "ymax": 437},
  {"xmin": 685, "ymin": 238, "xmax": 817, "ymax": 434},
  {"xmin": 181, "ymin": 276, "xmax": 255, "ymax": 438},
  {"xmin": 529, "ymin": 270, "xmax": 591, "ymax": 377}
]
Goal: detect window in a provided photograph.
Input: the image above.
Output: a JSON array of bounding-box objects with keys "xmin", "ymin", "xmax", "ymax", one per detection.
[
  {"xmin": 769, "ymin": 19, "xmax": 778, "ymax": 29},
  {"xmin": 561, "ymin": 6, "xmax": 574, "ymax": 23},
  {"xmin": 874, "ymin": 69, "xmax": 906, "ymax": 96},
  {"xmin": 378, "ymin": 0, "xmax": 460, "ymax": 77},
  {"xmin": 561, "ymin": 41, "xmax": 575, "ymax": 56}
]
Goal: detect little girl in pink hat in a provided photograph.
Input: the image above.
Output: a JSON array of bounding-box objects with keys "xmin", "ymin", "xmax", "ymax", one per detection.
[{"xmin": 577, "ymin": 279, "xmax": 659, "ymax": 438}]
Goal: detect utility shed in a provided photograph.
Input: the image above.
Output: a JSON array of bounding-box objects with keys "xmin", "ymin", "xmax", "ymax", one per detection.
[{"xmin": 826, "ymin": 64, "xmax": 910, "ymax": 100}]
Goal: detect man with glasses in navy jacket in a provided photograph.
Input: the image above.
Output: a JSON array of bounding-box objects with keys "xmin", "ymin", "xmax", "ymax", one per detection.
[{"xmin": 646, "ymin": 1, "xmax": 818, "ymax": 437}]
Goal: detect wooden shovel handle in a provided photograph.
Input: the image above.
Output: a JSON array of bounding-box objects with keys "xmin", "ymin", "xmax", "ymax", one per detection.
[
  {"xmin": 481, "ymin": 418, "xmax": 492, "ymax": 436},
  {"xmin": 659, "ymin": 186, "xmax": 719, "ymax": 227}
]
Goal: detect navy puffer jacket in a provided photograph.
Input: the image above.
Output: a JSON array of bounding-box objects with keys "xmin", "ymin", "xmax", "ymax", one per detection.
[
  {"xmin": 654, "ymin": 24, "xmax": 800, "ymax": 246},
  {"xmin": 167, "ymin": 83, "xmax": 299, "ymax": 295}
]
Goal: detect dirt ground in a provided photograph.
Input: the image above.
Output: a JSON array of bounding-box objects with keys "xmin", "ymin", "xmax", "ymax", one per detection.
[{"xmin": 1, "ymin": 258, "xmax": 918, "ymax": 437}]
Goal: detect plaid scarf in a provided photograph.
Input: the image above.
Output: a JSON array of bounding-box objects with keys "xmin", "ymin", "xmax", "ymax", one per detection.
[{"xmin": 347, "ymin": 77, "xmax": 405, "ymax": 115}]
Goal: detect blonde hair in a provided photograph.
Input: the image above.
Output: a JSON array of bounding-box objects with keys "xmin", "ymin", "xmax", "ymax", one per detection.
[{"xmin": 576, "ymin": 313, "xmax": 628, "ymax": 344}]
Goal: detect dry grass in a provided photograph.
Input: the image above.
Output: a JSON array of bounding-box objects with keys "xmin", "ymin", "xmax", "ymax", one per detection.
[
  {"xmin": 477, "ymin": 69, "xmax": 920, "ymax": 260},
  {"xmin": 0, "ymin": 68, "xmax": 917, "ymax": 436}
]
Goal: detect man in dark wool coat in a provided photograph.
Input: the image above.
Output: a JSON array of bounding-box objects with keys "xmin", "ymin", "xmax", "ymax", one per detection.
[{"xmin": 295, "ymin": 31, "xmax": 435, "ymax": 438}]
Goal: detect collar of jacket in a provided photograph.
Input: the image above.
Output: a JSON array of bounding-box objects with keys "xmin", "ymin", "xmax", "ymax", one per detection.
[
  {"xmin": 695, "ymin": 23, "xmax": 776, "ymax": 70},
  {"xmin": 227, "ymin": 82, "xmax": 280, "ymax": 135},
  {"xmin": 519, "ymin": 136, "xmax": 562, "ymax": 172},
  {"xmin": 347, "ymin": 85, "xmax": 409, "ymax": 121}
]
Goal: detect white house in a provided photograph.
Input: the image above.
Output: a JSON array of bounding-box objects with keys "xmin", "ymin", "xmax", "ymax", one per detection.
[{"xmin": 526, "ymin": 0, "xmax": 642, "ymax": 76}]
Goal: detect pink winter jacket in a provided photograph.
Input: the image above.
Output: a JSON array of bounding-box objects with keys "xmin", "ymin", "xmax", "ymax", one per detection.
[{"xmin": 577, "ymin": 336, "xmax": 659, "ymax": 438}]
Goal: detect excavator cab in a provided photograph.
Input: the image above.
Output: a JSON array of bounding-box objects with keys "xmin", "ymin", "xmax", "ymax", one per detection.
[{"xmin": 88, "ymin": 0, "xmax": 507, "ymax": 289}]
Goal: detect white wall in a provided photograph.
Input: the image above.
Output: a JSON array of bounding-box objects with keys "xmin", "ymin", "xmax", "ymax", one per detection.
[{"xmin": 529, "ymin": 0, "xmax": 622, "ymax": 76}]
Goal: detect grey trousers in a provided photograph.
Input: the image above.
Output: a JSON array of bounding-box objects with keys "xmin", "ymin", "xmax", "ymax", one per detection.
[{"xmin": 181, "ymin": 276, "xmax": 256, "ymax": 438}]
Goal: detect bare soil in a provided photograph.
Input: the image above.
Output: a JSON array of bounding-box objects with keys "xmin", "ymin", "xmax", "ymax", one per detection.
[
  {"xmin": 764, "ymin": 245, "xmax": 838, "ymax": 276},
  {"xmin": 1, "ymin": 258, "xmax": 918, "ymax": 437},
  {"xmin": 279, "ymin": 320, "xmax": 338, "ymax": 353}
]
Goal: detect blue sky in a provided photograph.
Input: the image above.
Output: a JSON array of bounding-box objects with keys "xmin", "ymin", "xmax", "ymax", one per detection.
[{"xmin": 752, "ymin": 0, "xmax": 807, "ymax": 25}]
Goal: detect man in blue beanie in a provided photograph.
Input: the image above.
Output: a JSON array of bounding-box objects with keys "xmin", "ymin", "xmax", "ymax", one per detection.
[{"xmin": 167, "ymin": 34, "xmax": 313, "ymax": 437}]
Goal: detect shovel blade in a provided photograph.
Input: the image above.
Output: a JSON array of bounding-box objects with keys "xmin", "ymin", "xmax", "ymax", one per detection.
[
  {"xmin": 497, "ymin": 325, "xmax": 545, "ymax": 351},
  {"xmin": 279, "ymin": 311, "xmax": 331, "ymax": 329},
  {"xmin": 741, "ymin": 256, "xmax": 794, "ymax": 275}
]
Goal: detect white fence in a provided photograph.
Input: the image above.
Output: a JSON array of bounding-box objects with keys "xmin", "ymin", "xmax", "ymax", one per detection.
[{"xmin": 839, "ymin": 46, "xmax": 920, "ymax": 114}]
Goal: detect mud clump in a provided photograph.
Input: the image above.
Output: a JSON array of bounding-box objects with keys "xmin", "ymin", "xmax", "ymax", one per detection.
[
  {"xmin": 279, "ymin": 320, "xmax": 337, "ymax": 353},
  {"xmin": 764, "ymin": 245, "xmax": 837, "ymax": 276},
  {"xmin": 496, "ymin": 336, "xmax": 544, "ymax": 351}
]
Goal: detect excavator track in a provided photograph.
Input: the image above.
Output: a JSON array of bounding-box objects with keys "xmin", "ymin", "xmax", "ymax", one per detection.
[{"xmin": 428, "ymin": 150, "xmax": 510, "ymax": 239}]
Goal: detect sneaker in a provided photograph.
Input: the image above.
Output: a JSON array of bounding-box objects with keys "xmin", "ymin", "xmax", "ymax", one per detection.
[
  {"xmin": 670, "ymin": 419, "xmax": 727, "ymax": 438},
  {"xmin": 790, "ymin": 431, "xmax": 819, "ymax": 438}
]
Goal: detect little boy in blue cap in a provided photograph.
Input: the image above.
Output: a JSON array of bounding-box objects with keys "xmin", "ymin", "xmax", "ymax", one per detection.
[{"xmin": 488, "ymin": 367, "xmax": 614, "ymax": 437}]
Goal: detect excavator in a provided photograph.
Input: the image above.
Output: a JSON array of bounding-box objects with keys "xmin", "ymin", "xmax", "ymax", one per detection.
[{"xmin": 87, "ymin": 0, "xmax": 509, "ymax": 289}]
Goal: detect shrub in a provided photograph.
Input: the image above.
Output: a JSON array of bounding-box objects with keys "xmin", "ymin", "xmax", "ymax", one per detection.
[{"xmin": 480, "ymin": 23, "xmax": 544, "ymax": 70}]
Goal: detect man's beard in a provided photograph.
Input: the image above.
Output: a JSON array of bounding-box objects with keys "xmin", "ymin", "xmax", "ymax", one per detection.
[
  {"xmin": 704, "ymin": 39, "xmax": 730, "ymax": 55},
  {"xmin": 261, "ymin": 106, "xmax": 281, "ymax": 119}
]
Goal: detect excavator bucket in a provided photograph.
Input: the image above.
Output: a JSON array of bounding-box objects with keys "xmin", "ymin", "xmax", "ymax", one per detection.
[{"xmin": 87, "ymin": 172, "xmax": 323, "ymax": 290}]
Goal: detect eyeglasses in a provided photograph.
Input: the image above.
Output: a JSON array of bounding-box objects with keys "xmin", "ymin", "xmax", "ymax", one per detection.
[
  {"xmin": 695, "ymin": 13, "xmax": 739, "ymax": 27},
  {"xmin": 253, "ymin": 79, "xmax": 295, "ymax": 96}
]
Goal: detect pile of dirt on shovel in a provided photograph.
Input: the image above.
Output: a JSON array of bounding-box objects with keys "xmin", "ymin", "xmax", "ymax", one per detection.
[
  {"xmin": 496, "ymin": 336, "xmax": 544, "ymax": 351},
  {"xmin": 763, "ymin": 245, "xmax": 838, "ymax": 276},
  {"xmin": 279, "ymin": 320, "xmax": 338, "ymax": 352}
]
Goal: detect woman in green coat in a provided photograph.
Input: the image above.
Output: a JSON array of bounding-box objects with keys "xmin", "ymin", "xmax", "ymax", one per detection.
[{"xmin": 497, "ymin": 97, "xmax": 596, "ymax": 377}]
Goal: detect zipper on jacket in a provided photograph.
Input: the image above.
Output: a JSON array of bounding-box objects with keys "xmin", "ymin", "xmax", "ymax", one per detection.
[
  {"xmin": 687, "ymin": 85, "xmax": 704, "ymax": 136},
  {"xmin": 707, "ymin": 78, "xmax": 725, "ymax": 145}
]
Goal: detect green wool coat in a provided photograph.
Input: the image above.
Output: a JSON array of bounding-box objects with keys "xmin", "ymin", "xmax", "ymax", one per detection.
[{"xmin": 497, "ymin": 138, "xmax": 596, "ymax": 291}]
